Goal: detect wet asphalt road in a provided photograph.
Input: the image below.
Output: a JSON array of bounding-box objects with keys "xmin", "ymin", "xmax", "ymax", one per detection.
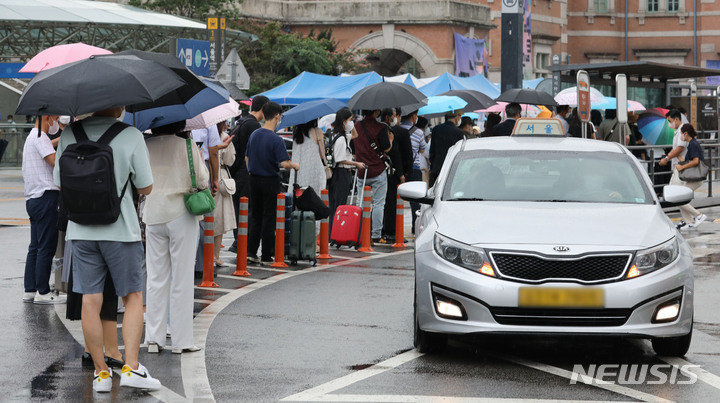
[{"xmin": 2, "ymin": 167, "xmax": 720, "ymax": 402}]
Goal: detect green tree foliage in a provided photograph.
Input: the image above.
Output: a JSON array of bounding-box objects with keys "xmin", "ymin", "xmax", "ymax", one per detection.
[
  {"xmin": 234, "ymin": 21, "xmax": 376, "ymax": 95},
  {"xmin": 127, "ymin": 0, "xmax": 240, "ymax": 19}
]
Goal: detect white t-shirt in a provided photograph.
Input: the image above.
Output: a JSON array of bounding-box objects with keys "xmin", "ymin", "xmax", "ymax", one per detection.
[
  {"xmin": 332, "ymin": 131, "xmax": 354, "ymax": 168},
  {"xmin": 22, "ymin": 128, "xmax": 57, "ymax": 200},
  {"xmin": 191, "ymin": 125, "xmax": 221, "ymax": 161},
  {"xmin": 671, "ymin": 126, "xmax": 688, "ymax": 169}
]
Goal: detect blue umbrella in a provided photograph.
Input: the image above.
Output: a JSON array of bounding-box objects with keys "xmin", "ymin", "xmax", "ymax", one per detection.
[
  {"xmin": 418, "ymin": 95, "xmax": 468, "ymax": 116},
  {"xmin": 123, "ymin": 78, "xmax": 229, "ymax": 131},
  {"xmin": 277, "ymin": 98, "xmax": 347, "ymax": 131}
]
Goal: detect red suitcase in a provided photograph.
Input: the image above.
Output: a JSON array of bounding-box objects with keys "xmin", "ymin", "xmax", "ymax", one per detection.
[{"xmin": 330, "ymin": 170, "xmax": 366, "ymax": 249}]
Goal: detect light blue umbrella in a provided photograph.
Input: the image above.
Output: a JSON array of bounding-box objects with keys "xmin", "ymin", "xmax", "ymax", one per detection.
[
  {"xmin": 276, "ymin": 98, "xmax": 347, "ymax": 131},
  {"xmin": 418, "ymin": 95, "xmax": 468, "ymax": 116}
]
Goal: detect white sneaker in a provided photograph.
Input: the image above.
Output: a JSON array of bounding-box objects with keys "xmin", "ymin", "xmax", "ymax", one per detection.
[
  {"xmin": 147, "ymin": 343, "xmax": 163, "ymax": 353},
  {"xmin": 93, "ymin": 370, "xmax": 112, "ymax": 393},
  {"xmin": 172, "ymin": 346, "xmax": 201, "ymax": 354},
  {"xmin": 23, "ymin": 292, "xmax": 35, "ymax": 302},
  {"xmin": 691, "ymin": 214, "xmax": 707, "ymax": 228},
  {"xmin": 120, "ymin": 363, "xmax": 162, "ymax": 390},
  {"xmin": 33, "ymin": 292, "xmax": 66, "ymax": 304}
]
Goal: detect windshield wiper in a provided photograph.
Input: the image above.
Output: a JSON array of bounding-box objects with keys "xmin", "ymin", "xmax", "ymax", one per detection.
[{"xmin": 448, "ymin": 197, "xmax": 485, "ymax": 201}]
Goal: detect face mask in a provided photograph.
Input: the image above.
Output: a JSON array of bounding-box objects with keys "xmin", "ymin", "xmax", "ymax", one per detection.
[
  {"xmin": 58, "ymin": 116, "xmax": 71, "ymax": 125},
  {"xmin": 391, "ymin": 117, "xmax": 398, "ymax": 127},
  {"xmin": 276, "ymin": 118, "xmax": 282, "ymax": 129},
  {"xmin": 118, "ymin": 109, "xmax": 126, "ymax": 122},
  {"xmin": 344, "ymin": 121, "xmax": 354, "ymax": 132},
  {"xmin": 48, "ymin": 119, "xmax": 60, "ymax": 135}
]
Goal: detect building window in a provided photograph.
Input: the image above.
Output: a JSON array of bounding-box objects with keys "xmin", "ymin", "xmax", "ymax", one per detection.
[
  {"xmin": 647, "ymin": 0, "xmax": 659, "ymax": 12},
  {"xmin": 594, "ymin": 0, "xmax": 608, "ymax": 13},
  {"xmin": 667, "ymin": 0, "xmax": 679, "ymax": 11},
  {"xmin": 535, "ymin": 52, "xmax": 550, "ymax": 70}
]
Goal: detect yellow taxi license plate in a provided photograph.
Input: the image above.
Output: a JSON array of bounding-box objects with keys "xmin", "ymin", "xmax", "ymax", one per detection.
[{"xmin": 518, "ymin": 287, "xmax": 604, "ymax": 308}]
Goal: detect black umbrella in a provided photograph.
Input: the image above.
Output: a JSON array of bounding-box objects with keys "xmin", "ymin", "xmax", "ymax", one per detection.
[
  {"xmin": 495, "ymin": 88, "xmax": 558, "ymax": 107},
  {"xmin": 16, "ymin": 54, "xmax": 186, "ymax": 116},
  {"xmin": 347, "ymin": 82, "xmax": 427, "ymax": 111},
  {"xmin": 439, "ymin": 89, "xmax": 494, "ymax": 111}
]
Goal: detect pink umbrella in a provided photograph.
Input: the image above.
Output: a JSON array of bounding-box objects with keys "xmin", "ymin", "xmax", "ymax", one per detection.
[
  {"xmin": 628, "ymin": 100, "xmax": 646, "ymax": 112},
  {"xmin": 19, "ymin": 43, "xmax": 113, "ymax": 73},
  {"xmin": 478, "ymin": 102, "xmax": 540, "ymax": 114},
  {"xmin": 240, "ymin": 100, "xmax": 252, "ymax": 106},
  {"xmin": 185, "ymin": 98, "xmax": 240, "ymax": 130}
]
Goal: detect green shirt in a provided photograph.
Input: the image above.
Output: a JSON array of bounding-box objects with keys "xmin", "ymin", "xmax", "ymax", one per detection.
[{"xmin": 54, "ymin": 116, "xmax": 153, "ymax": 242}]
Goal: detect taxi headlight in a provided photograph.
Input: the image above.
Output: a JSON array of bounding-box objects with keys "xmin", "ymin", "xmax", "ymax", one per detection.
[
  {"xmin": 629, "ymin": 238, "xmax": 679, "ymax": 278},
  {"xmin": 434, "ymin": 233, "xmax": 496, "ymax": 277}
]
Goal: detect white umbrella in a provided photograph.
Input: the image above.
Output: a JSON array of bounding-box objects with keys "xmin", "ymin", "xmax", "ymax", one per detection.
[
  {"xmin": 554, "ymin": 86, "xmax": 606, "ymax": 106},
  {"xmin": 185, "ymin": 98, "xmax": 240, "ymax": 130}
]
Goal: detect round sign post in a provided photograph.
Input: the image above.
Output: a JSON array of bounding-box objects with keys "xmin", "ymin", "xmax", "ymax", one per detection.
[
  {"xmin": 576, "ymin": 70, "xmax": 591, "ymax": 139},
  {"xmin": 616, "ymin": 74, "xmax": 628, "ymax": 146}
]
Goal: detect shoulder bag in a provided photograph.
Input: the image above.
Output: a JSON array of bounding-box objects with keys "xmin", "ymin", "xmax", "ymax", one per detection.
[
  {"xmin": 678, "ymin": 160, "xmax": 709, "ymax": 182},
  {"xmin": 360, "ymin": 120, "xmax": 395, "ymax": 176},
  {"xmin": 183, "ymin": 138, "xmax": 216, "ymax": 215},
  {"xmin": 314, "ymin": 128, "xmax": 332, "ymax": 180}
]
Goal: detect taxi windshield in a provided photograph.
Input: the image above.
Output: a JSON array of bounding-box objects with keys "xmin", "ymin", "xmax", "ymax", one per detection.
[{"xmin": 444, "ymin": 150, "xmax": 653, "ymax": 204}]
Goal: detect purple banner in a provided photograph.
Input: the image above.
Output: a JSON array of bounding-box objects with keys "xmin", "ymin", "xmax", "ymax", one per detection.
[
  {"xmin": 706, "ymin": 60, "xmax": 720, "ymax": 86},
  {"xmin": 454, "ymin": 32, "xmax": 487, "ymax": 77},
  {"xmin": 523, "ymin": 0, "xmax": 532, "ymax": 78}
]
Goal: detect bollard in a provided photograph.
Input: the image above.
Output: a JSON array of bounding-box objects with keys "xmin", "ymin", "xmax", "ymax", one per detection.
[
  {"xmin": 358, "ymin": 186, "xmax": 374, "ymax": 252},
  {"xmin": 233, "ymin": 197, "xmax": 251, "ymax": 276},
  {"xmin": 198, "ymin": 214, "xmax": 219, "ymax": 287},
  {"xmin": 318, "ymin": 189, "xmax": 332, "ymax": 259},
  {"xmin": 270, "ymin": 193, "xmax": 289, "ymax": 268},
  {"xmin": 392, "ymin": 191, "xmax": 405, "ymax": 248}
]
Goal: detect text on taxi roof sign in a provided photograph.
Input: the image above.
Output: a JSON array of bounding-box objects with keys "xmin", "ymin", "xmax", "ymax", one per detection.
[{"xmin": 511, "ymin": 118, "xmax": 566, "ymax": 136}]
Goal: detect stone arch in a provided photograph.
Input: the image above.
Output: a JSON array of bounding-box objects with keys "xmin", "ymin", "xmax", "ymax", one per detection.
[{"xmin": 349, "ymin": 30, "xmax": 447, "ymax": 77}]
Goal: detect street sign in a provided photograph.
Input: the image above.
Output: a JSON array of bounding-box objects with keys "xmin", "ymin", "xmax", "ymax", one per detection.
[
  {"xmin": 215, "ymin": 49, "xmax": 250, "ymax": 90},
  {"xmin": 576, "ymin": 70, "xmax": 590, "ymax": 123},
  {"xmin": 207, "ymin": 16, "xmax": 226, "ymax": 77},
  {"xmin": 0, "ymin": 63, "xmax": 34, "ymax": 79},
  {"xmin": 176, "ymin": 38, "xmax": 210, "ymax": 77},
  {"xmin": 616, "ymin": 74, "xmax": 628, "ymax": 124}
]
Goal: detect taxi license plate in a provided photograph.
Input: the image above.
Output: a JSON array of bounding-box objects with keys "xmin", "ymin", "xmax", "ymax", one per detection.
[{"xmin": 518, "ymin": 287, "xmax": 604, "ymax": 308}]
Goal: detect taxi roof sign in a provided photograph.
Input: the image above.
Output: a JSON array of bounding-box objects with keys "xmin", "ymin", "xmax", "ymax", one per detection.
[{"xmin": 511, "ymin": 118, "xmax": 566, "ymax": 137}]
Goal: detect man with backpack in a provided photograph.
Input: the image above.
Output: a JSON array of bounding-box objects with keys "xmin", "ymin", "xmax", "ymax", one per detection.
[
  {"xmin": 54, "ymin": 106, "xmax": 161, "ymax": 393},
  {"xmin": 227, "ymin": 95, "xmax": 269, "ymax": 253}
]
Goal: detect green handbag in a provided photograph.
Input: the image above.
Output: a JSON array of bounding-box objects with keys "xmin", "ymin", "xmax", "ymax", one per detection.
[{"xmin": 183, "ymin": 138, "xmax": 215, "ymax": 215}]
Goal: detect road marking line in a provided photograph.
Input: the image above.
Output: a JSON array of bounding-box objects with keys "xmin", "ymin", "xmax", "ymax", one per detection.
[
  {"xmin": 659, "ymin": 356, "xmax": 720, "ymax": 391},
  {"xmin": 280, "ymin": 350, "xmax": 423, "ymax": 401},
  {"xmin": 193, "ymin": 286, "xmax": 237, "ymax": 294},
  {"xmin": 185, "ymin": 249, "xmax": 413, "ymax": 402},
  {"xmin": 305, "ymin": 394, "xmax": 632, "ymax": 402},
  {"xmin": 494, "ymin": 354, "xmax": 674, "ymax": 403},
  {"xmin": 216, "ymin": 274, "xmax": 261, "ymax": 282}
]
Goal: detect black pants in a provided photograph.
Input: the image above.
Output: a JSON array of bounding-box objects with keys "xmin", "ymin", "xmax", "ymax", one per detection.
[
  {"xmin": 247, "ymin": 175, "xmax": 282, "ymax": 261},
  {"xmin": 231, "ymin": 169, "xmax": 250, "ymax": 247},
  {"xmin": 382, "ymin": 174, "xmax": 401, "ymax": 238},
  {"xmin": 328, "ymin": 167, "xmax": 353, "ymax": 234},
  {"xmin": 407, "ymin": 168, "xmax": 423, "ymax": 234}
]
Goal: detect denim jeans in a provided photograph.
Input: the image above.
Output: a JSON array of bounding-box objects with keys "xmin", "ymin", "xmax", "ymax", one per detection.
[
  {"xmin": 356, "ymin": 171, "xmax": 387, "ymax": 239},
  {"xmin": 24, "ymin": 190, "xmax": 59, "ymax": 294}
]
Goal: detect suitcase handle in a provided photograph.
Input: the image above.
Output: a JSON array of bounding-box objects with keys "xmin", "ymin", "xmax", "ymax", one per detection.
[{"xmin": 351, "ymin": 168, "xmax": 368, "ymax": 207}]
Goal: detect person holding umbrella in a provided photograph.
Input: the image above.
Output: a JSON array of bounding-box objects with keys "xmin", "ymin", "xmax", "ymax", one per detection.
[
  {"xmin": 327, "ymin": 108, "xmax": 364, "ymax": 232},
  {"xmin": 53, "ymin": 107, "xmax": 161, "ymax": 392},
  {"xmin": 353, "ymin": 109, "xmax": 393, "ymax": 243}
]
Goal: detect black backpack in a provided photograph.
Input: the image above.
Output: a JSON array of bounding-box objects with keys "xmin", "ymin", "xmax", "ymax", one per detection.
[
  {"xmin": 59, "ymin": 121, "xmax": 131, "ymax": 225},
  {"xmin": 324, "ymin": 130, "xmax": 346, "ymax": 168}
]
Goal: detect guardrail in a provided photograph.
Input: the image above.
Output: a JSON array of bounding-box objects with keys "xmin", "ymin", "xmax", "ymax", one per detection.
[{"xmin": 0, "ymin": 124, "xmax": 33, "ymax": 167}]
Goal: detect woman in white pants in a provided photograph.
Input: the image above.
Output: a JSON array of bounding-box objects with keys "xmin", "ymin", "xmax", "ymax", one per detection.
[{"xmin": 143, "ymin": 121, "xmax": 208, "ymax": 354}]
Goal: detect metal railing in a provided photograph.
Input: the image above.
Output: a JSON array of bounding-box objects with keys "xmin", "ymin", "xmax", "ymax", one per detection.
[
  {"xmin": 627, "ymin": 141, "xmax": 719, "ymax": 198},
  {"xmin": 0, "ymin": 124, "xmax": 33, "ymax": 167}
]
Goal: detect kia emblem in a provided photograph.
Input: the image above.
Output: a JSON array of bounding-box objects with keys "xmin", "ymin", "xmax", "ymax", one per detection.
[{"xmin": 553, "ymin": 246, "xmax": 570, "ymax": 252}]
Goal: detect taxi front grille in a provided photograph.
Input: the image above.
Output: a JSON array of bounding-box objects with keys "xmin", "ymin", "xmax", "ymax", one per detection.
[{"xmin": 491, "ymin": 253, "xmax": 631, "ymax": 283}]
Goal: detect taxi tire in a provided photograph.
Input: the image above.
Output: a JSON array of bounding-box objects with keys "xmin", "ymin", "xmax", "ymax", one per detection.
[
  {"xmin": 651, "ymin": 320, "xmax": 692, "ymax": 357},
  {"xmin": 414, "ymin": 288, "xmax": 447, "ymax": 354}
]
